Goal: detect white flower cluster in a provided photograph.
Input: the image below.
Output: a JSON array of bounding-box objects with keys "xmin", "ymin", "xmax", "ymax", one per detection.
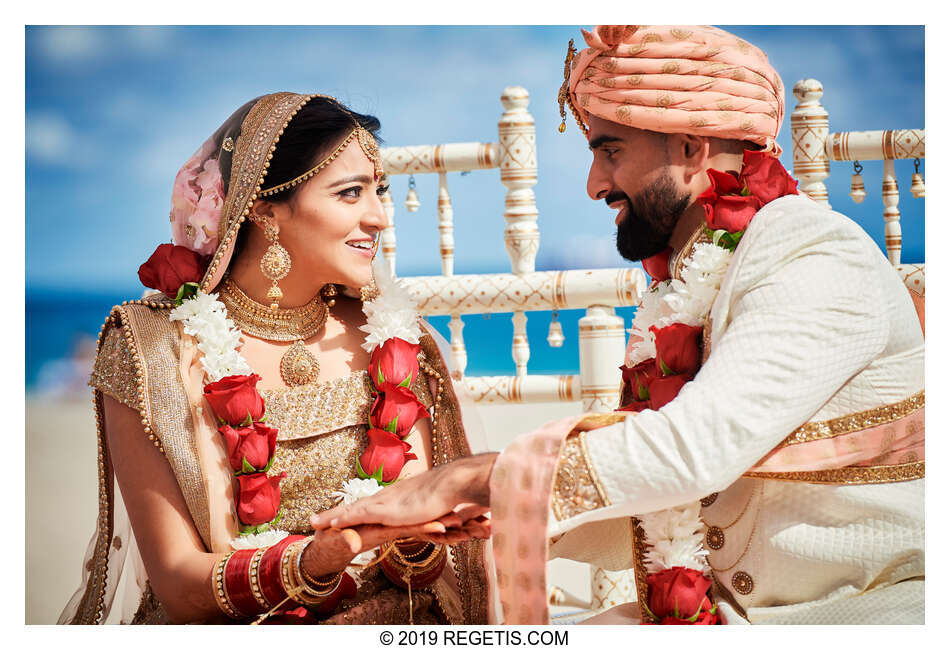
[
  {"xmin": 626, "ymin": 282, "xmax": 674, "ymax": 366},
  {"xmin": 332, "ymin": 477, "xmax": 384, "ymax": 505},
  {"xmin": 665, "ymin": 243, "xmax": 732, "ymax": 327},
  {"xmin": 360, "ymin": 257, "xmax": 423, "ymax": 352},
  {"xmin": 169, "ymin": 290, "xmax": 251, "ymax": 381},
  {"xmin": 639, "ymin": 502, "xmax": 709, "ymax": 574},
  {"xmin": 626, "ymin": 242, "xmax": 733, "ymax": 367},
  {"xmin": 229, "ymin": 529, "xmax": 290, "ymax": 550}
]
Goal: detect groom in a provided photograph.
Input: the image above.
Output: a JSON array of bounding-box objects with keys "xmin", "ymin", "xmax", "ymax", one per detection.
[{"xmin": 314, "ymin": 25, "xmax": 924, "ymax": 624}]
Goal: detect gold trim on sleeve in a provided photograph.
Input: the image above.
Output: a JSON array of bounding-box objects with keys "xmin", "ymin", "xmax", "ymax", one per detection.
[
  {"xmin": 744, "ymin": 460, "xmax": 924, "ymax": 484},
  {"xmin": 777, "ymin": 390, "xmax": 924, "ymax": 447},
  {"xmin": 552, "ymin": 431, "xmax": 610, "ymax": 521}
]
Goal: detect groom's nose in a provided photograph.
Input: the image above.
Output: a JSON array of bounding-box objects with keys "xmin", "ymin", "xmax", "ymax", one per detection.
[{"xmin": 587, "ymin": 160, "xmax": 611, "ymax": 201}]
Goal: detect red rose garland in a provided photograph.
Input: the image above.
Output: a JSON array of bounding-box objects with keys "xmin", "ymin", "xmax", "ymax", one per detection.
[
  {"xmin": 358, "ymin": 338, "xmax": 429, "ymax": 485},
  {"xmin": 620, "ymin": 151, "xmax": 798, "ymax": 625},
  {"xmin": 621, "ymin": 151, "xmax": 798, "ymax": 415}
]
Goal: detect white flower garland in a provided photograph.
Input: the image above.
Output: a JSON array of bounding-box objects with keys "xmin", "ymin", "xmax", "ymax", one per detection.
[
  {"xmin": 627, "ymin": 241, "xmax": 735, "ymax": 575},
  {"xmin": 359, "ymin": 256, "xmax": 422, "ymax": 352}
]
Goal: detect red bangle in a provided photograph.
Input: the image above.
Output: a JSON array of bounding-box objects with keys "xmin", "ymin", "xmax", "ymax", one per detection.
[
  {"xmin": 224, "ymin": 549, "xmax": 262, "ymax": 616},
  {"xmin": 259, "ymin": 534, "xmax": 306, "ymax": 607}
]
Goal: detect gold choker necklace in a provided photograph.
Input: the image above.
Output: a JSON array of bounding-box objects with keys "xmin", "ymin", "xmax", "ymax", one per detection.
[{"xmin": 219, "ymin": 277, "xmax": 329, "ymax": 386}]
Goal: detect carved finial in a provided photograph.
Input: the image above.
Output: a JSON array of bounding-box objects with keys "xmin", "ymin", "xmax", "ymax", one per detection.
[{"xmin": 793, "ymin": 78, "xmax": 824, "ymax": 104}]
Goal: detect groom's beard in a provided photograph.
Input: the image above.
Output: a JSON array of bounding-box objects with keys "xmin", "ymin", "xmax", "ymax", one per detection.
[{"xmin": 612, "ymin": 170, "xmax": 691, "ymax": 262}]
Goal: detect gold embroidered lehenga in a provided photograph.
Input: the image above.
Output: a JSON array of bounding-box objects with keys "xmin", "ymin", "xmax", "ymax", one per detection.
[{"xmin": 59, "ymin": 92, "xmax": 492, "ymax": 625}]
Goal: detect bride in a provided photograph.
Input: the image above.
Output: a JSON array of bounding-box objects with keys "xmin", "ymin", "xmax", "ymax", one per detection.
[{"xmin": 60, "ymin": 93, "xmax": 493, "ymax": 624}]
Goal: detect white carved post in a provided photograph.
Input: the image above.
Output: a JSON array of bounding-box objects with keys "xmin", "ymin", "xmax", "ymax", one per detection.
[
  {"xmin": 882, "ymin": 159, "xmax": 902, "ymax": 265},
  {"xmin": 498, "ymin": 86, "xmax": 539, "ymax": 275},
  {"xmin": 578, "ymin": 305, "xmax": 626, "ymax": 412},
  {"xmin": 512, "ymin": 311, "xmax": 530, "ymax": 377},
  {"xmin": 380, "ymin": 189, "xmax": 397, "ymax": 275},
  {"xmin": 437, "ymin": 172, "xmax": 455, "ymax": 276},
  {"xmin": 791, "ymin": 79, "xmax": 831, "ymax": 208},
  {"xmin": 448, "ymin": 314, "xmax": 467, "ymax": 379}
]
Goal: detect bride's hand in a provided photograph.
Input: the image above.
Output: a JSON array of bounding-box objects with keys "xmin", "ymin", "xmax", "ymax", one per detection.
[{"xmin": 300, "ymin": 521, "xmax": 447, "ymax": 578}]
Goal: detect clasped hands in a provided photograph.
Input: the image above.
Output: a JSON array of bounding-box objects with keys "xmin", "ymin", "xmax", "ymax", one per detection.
[{"xmin": 308, "ymin": 453, "xmax": 497, "ymax": 573}]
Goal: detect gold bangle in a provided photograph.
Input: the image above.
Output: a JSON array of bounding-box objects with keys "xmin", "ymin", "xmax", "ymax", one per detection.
[
  {"xmin": 212, "ymin": 551, "xmax": 241, "ymax": 619},
  {"xmin": 280, "ymin": 539, "xmax": 338, "ymax": 606},
  {"xmin": 296, "ymin": 539, "xmax": 344, "ymax": 591}
]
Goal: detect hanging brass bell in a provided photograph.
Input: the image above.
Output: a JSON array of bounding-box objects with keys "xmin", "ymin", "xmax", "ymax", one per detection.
[
  {"xmin": 849, "ymin": 161, "xmax": 866, "ymax": 204},
  {"xmin": 405, "ymin": 176, "xmax": 420, "ymax": 212},
  {"xmin": 910, "ymin": 159, "xmax": 925, "ymax": 198},
  {"xmin": 547, "ymin": 311, "xmax": 565, "ymax": 348}
]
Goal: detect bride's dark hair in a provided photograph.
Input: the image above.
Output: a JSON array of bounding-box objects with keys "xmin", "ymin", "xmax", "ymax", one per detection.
[{"xmin": 262, "ymin": 96, "xmax": 382, "ymax": 205}]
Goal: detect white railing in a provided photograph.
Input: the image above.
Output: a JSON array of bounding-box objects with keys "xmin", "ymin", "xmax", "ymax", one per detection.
[
  {"xmin": 381, "ymin": 87, "xmax": 646, "ymax": 412},
  {"xmin": 790, "ymin": 78, "xmax": 925, "ymax": 293}
]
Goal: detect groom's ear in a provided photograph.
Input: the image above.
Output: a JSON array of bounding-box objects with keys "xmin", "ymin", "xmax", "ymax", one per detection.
[{"xmin": 667, "ymin": 133, "xmax": 711, "ymax": 187}]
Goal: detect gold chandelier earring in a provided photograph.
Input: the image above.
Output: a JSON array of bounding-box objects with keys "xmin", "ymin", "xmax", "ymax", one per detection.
[{"xmin": 258, "ymin": 219, "xmax": 291, "ymax": 310}]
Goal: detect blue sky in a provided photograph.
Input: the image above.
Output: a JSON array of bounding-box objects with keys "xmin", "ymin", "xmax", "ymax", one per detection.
[{"xmin": 25, "ymin": 25, "xmax": 925, "ymax": 293}]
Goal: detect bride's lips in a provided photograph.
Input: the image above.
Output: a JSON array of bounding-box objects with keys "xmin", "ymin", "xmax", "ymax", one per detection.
[{"xmin": 345, "ymin": 238, "xmax": 376, "ymax": 258}]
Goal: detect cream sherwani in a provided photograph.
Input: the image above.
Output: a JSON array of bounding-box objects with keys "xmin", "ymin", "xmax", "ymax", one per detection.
[{"xmin": 546, "ymin": 194, "xmax": 924, "ymax": 624}]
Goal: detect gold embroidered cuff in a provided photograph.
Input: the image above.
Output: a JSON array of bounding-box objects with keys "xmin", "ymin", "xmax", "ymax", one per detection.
[{"xmin": 552, "ymin": 431, "xmax": 609, "ymax": 521}]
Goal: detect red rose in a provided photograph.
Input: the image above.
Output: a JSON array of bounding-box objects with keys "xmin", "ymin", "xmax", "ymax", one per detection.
[
  {"xmin": 368, "ymin": 338, "xmax": 421, "ymax": 389},
  {"xmin": 648, "ymin": 374, "xmax": 691, "ymax": 410},
  {"xmin": 651, "ymin": 323, "xmax": 703, "ymax": 377},
  {"xmin": 203, "ymin": 374, "xmax": 266, "ymax": 425},
  {"xmin": 370, "ymin": 386, "xmax": 430, "ymax": 438},
  {"xmin": 220, "ymin": 422, "xmax": 278, "ymax": 472},
  {"xmin": 704, "ymin": 194, "xmax": 761, "ymax": 232},
  {"xmin": 641, "ymin": 247, "xmax": 672, "ymax": 283},
  {"xmin": 359, "ymin": 428, "xmax": 418, "ymax": 483},
  {"xmin": 620, "ymin": 360, "xmax": 659, "ymax": 401},
  {"xmin": 702, "ymin": 167, "xmax": 742, "ymax": 197},
  {"xmin": 137, "ymin": 243, "xmax": 209, "ymax": 299},
  {"xmin": 235, "ymin": 472, "xmax": 285, "ymax": 526},
  {"xmin": 739, "ymin": 150, "xmax": 799, "ymax": 205},
  {"xmin": 646, "ymin": 567, "xmax": 713, "ymax": 620}
]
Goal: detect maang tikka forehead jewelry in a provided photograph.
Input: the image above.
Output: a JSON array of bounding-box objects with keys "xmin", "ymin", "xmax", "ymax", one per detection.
[{"xmin": 258, "ymin": 122, "xmax": 384, "ymax": 198}]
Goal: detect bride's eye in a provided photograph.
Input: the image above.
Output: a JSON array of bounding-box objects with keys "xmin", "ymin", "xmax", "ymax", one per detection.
[
  {"xmin": 376, "ymin": 184, "xmax": 390, "ymax": 196},
  {"xmin": 338, "ymin": 186, "xmax": 362, "ymax": 200}
]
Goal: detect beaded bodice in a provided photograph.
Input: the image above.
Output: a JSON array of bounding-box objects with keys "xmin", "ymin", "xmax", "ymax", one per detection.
[{"xmin": 263, "ymin": 370, "xmax": 433, "ymax": 534}]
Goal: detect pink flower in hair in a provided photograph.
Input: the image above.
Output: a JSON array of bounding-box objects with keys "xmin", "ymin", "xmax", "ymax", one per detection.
[{"xmin": 170, "ymin": 137, "xmax": 225, "ymax": 257}]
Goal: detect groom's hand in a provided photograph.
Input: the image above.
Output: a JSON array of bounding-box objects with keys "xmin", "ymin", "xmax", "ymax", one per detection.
[{"xmin": 310, "ymin": 453, "xmax": 497, "ymax": 531}]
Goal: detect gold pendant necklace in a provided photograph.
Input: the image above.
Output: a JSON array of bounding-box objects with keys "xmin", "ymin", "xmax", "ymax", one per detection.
[{"xmin": 219, "ymin": 276, "xmax": 327, "ymax": 386}]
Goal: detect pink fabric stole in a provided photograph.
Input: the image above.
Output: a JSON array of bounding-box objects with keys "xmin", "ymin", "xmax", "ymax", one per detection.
[{"xmin": 489, "ymin": 414, "xmax": 589, "ymax": 624}]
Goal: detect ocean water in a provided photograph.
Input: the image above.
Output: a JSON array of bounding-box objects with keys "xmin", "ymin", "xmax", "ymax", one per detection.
[{"xmin": 25, "ymin": 288, "xmax": 637, "ymax": 391}]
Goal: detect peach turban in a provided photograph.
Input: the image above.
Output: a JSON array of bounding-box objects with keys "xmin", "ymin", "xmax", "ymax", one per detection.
[{"xmin": 561, "ymin": 25, "xmax": 785, "ymax": 154}]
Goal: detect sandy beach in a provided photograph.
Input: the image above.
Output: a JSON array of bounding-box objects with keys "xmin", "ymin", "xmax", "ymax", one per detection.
[{"xmin": 25, "ymin": 393, "xmax": 591, "ymax": 624}]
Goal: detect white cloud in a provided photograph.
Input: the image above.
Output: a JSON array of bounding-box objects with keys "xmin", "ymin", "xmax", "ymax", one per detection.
[
  {"xmin": 32, "ymin": 26, "xmax": 105, "ymax": 63},
  {"xmin": 26, "ymin": 112, "xmax": 80, "ymax": 166}
]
